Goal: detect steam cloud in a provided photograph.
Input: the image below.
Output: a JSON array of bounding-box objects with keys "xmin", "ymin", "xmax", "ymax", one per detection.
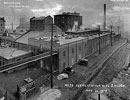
[{"xmin": 0, "ymin": 0, "xmax": 130, "ymax": 37}]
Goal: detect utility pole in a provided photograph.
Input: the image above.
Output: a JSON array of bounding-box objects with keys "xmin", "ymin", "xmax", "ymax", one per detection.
[
  {"xmin": 50, "ymin": 23, "xmax": 53, "ymax": 88},
  {"xmin": 110, "ymin": 25, "xmax": 113, "ymax": 46},
  {"xmin": 98, "ymin": 94, "xmax": 100, "ymax": 100},
  {"xmin": 98, "ymin": 25, "xmax": 101, "ymax": 54},
  {"xmin": 117, "ymin": 26, "xmax": 120, "ymax": 41},
  {"xmin": 49, "ymin": 23, "xmax": 56, "ymax": 88},
  {"xmin": 12, "ymin": 22, "xmax": 13, "ymax": 31}
]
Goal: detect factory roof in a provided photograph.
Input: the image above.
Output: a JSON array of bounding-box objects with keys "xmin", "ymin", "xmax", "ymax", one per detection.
[
  {"xmin": 88, "ymin": 32, "xmax": 110, "ymax": 40},
  {"xmin": 16, "ymin": 31, "xmax": 42, "ymax": 44},
  {"xmin": 31, "ymin": 16, "xmax": 46, "ymax": 20},
  {"xmin": 55, "ymin": 11, "xmax": 80, "ymax": 16},
  {"xmin": 0, "ymin": 47, "xmax": 30, "ymax": 60},
  {"xmin": 30, "ymin": 15, "xmax": 52, "ymax": 20},
  {"xmin": 16, "ymin": 25, "xmax": 63, "ymax": 44},
  {"xmin": 66, "ymin": 29, "xmax": 110, "ymax": 33},
  {"xmin": 57, "ymin": 36, "xmax": 87, "ymax": 45},
  {"xmin": 37, "ymin": 35, "xmax": 87, "ymax": 45}
]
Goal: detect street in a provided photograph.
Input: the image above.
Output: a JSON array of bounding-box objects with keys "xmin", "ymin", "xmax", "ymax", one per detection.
[{"xmin": 79, "ymin": 40, "xmax": 128, "ymax": 100}]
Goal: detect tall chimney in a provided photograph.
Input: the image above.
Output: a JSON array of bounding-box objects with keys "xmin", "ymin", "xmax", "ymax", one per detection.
[
  {"xmin": 103, "ymin": 4, "xmax": 106, "ymax": 30},
  {"xmin": 12, "ymin": 22, "xmax": 13, "ymax": 30}
]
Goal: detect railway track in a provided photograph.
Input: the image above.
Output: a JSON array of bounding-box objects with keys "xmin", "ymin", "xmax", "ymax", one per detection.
[{"xmin": 70, "ymin": 42, "xmax": 127, "ymax": 100}]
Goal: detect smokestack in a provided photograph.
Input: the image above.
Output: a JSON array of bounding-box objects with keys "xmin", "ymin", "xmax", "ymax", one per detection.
[
  {"xmin": 12, "ymin": 22, "xmax": 13, "ymax": 30},
  {"xmin": 103, "ymin": 4, "xmax": 106, "ymax": 30}
]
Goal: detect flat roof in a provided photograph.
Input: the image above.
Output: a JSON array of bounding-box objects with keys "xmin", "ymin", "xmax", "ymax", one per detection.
[
  {"xmin": 41, "ymin": 36, "xmax": 87, "ymax": 45},
  {"xmin": 88, "ymin": 33, "xmax": 110, "ymax": 40},
  {"xmin": 57, "ymin": 36, "xmax": 87, "ymax": 45},
  {"xmin": 66, "ymin": 29, "xmax": 110, "ymax": 33},
  {"xmin": 0, "ymin": 47, "xmax": 30, "ymax": 60}
]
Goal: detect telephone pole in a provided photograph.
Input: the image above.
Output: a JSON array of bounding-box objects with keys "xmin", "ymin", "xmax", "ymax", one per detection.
[
  {"xmin": 110, "ymin": 25, "xmax": 113, "ymax": 46},
  {"xmin": 117, "ymin": 26, "xmax": 120, "ymax": 41},
  {"xmin": 50, "ymin": 23, "xmax": 53, "ymax": 88},
  {"xmin": 49, "ymin": 23, "xmax": 56, "ymax": 88},
  {"xmin": 98, "ymin": 25, "xmax": 101, "ymax": 54}
]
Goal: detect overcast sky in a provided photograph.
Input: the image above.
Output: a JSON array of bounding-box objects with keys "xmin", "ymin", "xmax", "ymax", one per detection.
[{"xmin": 0, "ymin": 0, "xmax": 130, "ymax": 30}]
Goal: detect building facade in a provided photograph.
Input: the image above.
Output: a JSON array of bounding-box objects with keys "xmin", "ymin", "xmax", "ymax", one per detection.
[
  {"xmin": 0, "ymin": 17, "xmax": 5, "ymax": 35},
  {"xmin": 0, "ymin": 38, "xmax": 49, "ymax": 68},
  {"xmin": 30, "ymin": 15, "xmax": 53, "ymax": 31},
  {"xmin": 16, "ymin": 18, "xmax": 30, "ymax": 33},
  {"xmin": 54, "ymin": 11, "xmax": 82, "ymax": 32},
  {"xmin": 28, "ymin": 33, "xmax": 113, "ymax": 72}
]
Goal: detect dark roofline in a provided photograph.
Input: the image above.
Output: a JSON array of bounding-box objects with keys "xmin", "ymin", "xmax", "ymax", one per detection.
[
  {"xmin": 54, "ymin": 11, "xmax": 80, "ymax": 16},
  {"xmin": 30, "ymin": 15, "xmax": 52, "ymax": 20},
  {"xmin": 0, "ymin": 17, "xmax": 5, "ymax": 22}
]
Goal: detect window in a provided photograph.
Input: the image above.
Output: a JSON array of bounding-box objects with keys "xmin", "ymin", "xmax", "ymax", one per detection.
[
  {"xmin": 13, "ymin": 44, "xmax": 15, "ymax": 48},
  {"xmin": 63, "ymin": 62, "xmax": 66, "ymax": 68},
  {"xmin": 79, "ymin": 46, "xmax": 81, "ymax": 51},
  {"xmin": 63, "ymin": 51, "xmax": 66, "ymax": 57},
  {"xmin": 1, "ymin": 24, "xmax": 2, "ymax": 26},
  {"xmin": 16, "ymin": 59, "xmax": 21, "ymax": 61},
  {"xmin": 2, "ymin": 60, "xmax": 5, "ymax": 65},
  {"xmin": 72, "ymin": 48, "xmax": 74, "ymax": 54}
]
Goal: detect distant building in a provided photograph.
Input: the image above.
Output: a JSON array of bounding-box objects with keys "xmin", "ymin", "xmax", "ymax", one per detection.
[
  {"xmin": 0, "ymin": 38, "xmax": 47, "ymax": 67},
  {"xmin": 16, "ymin": 18, "xmax": 30, "ymax": 33},
  {"xmin": 30, "ymin": 15, "xmax": 53, "ymax": 31},
  {"xmin": 0, "ymin": 17, "xmax": 5, "ymax": 35},
  {"xmin": 16, "ymin": 24, "xmax": 64, "ymax": 44},
  {"xmin": 54, "ymin": 11, "xmax": 82, "ymax": 32},
  {"xmin": 66, "ymin": 29, "xmax": 110, "ymax": 37}
]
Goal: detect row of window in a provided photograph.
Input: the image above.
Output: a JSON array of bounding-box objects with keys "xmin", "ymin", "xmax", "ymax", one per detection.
[{"xmin": 63, "ymin": 44, "xmax": 87, "ymax": 57}]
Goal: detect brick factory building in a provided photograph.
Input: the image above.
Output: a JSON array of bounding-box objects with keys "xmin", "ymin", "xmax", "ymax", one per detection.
[
  {"xmin": 30, "ymin": 15, "xmax": 53, "ymax": 31},
  {"xmin": 16, "ymin": 15, "xmax": 64, "ymax": 44},
  {"xmin": 54, "ymin": 11, "xmax": 82, "ymax": 32},
  {"xmin": 28, "ymin": 32, "xmax": 112, "ymax": 72},
  {"xmin": 0, "ymin": 17, "xmax": 5, "ymax": 35}
]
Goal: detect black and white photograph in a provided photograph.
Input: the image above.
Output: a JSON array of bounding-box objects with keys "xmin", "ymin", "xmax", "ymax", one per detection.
[{"xmin": 0, "ymin": 0, "xmax": 130, "ymax": 100}]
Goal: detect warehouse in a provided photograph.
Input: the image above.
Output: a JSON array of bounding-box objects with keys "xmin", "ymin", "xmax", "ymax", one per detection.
[{"xmin": 28, "ymin": 32, "xmax": 111, "ymax": 72}]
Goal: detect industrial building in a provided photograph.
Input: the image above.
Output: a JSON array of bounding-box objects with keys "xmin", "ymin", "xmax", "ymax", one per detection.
[
  {"xmin": 16, "ymin": 18, "xmax": 30, "ymax": 33},
  {"xmin": 54, "ymin": 11, "xmax": 82, "ymax": 32},
  {"xmin": 0, "ymin": 17, "xmax": 5, "ymax": 35},
  {"xmin": 28, "ymin": 32, "xmax": 111, "ymax": 72},
  {"xmin": 16, "ymin": 16, "xmax": 64, "ymax": 44},
  {"xmin": 66, "ymin": 29, "xmax": 110, "ymax": 37},
  {"xmin": 0, "ymin": 38, "xmax": 49, "ymax": 67},
  {"xmin": 30, "ymin": 15, "xmax": 53, "ymax": 31}
]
